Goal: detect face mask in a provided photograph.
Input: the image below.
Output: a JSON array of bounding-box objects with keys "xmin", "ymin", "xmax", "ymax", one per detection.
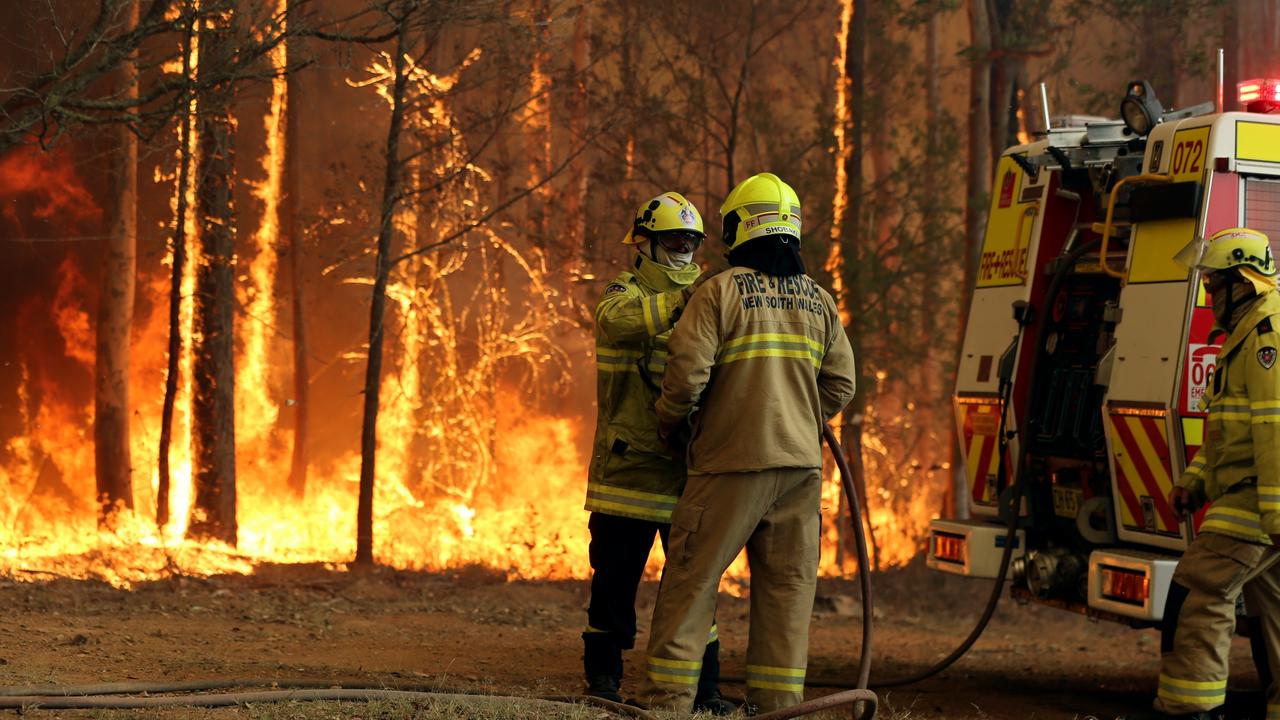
[
  {"xmin": 644, "ymin": 241, "xmax": 692, "ymax": 269},
  {"xmin": 1208, "ymin": 273, "xmax": 1257, "ymax": 330}
]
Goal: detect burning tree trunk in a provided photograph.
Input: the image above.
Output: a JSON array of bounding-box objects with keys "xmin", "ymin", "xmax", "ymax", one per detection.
[
  {"xmin": 285, "ymin": 18, "xmax": 309, "ymax": 498},
  {"xmin": 95, "ymin": 0, "xmax": 139, "ymax": 522},
  {"xmin": 830, "ymin": 0, "xmax": 877, "ymax": 570},
  {"xmin": 189, "ymin": 8, "xmax": 239, "ymax": 545},
  {"xmin": 159, "ymin": 9, "xmax": 198, "ymax": 529},
  {"xmin": 355, "ymin": 5, "xmax": 413, "ymax": 567},
  {"xmin": 826, "ymin": 0, "xmax": 854, "ymax": 568}
]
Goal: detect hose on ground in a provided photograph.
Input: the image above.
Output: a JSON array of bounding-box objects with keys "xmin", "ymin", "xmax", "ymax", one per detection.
[
  {"xmin": 752, "ymin": 688, "xmax": 878, "ymax": 720},
  {"xmin": 0, "ymin": 688, "xmax": 642, "ymax": 714},
  {"xmin": 0, "ymin": 681, "xmax": 660, "ymax": 712},
  {"xmin": 0, "ymin": 679, "xmax": 654, "ymax": 718},
  {"xmin": 0, "ymin": 678, "xmax": 873, "ymax": 719}
]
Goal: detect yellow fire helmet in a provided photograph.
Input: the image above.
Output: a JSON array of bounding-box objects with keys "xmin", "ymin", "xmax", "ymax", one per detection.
[
  {"xmin": 621, "ymin": 191, "xmax": 705, "ymax": 245},
  {"xmin": 719, "ymin": 172, "xmax": 802, "ymax": 251},
  {"xmin": 1197, "ymin": 226, "xmax": 1276, "ymax": 276}
]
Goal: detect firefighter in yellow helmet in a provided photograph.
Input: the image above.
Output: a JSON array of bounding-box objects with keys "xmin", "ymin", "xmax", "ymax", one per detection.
[
  {"xmin": 583, "ymin": 191, "xmax": 731, "ymax": 714},
  {"xmin": 1131, "ymin": 227, "xmax": 1280, "ymax": 720},
  {"xmin": 636, "ymin": 173, "xmax": 857, "ymax": 714}
]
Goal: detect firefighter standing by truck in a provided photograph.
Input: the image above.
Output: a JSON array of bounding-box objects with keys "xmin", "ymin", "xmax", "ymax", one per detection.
[
  {"xmin": 636, "ymin": 173, "xmax": 857, "ymax": 714},
  {"xmin": 1137, "ymin": 227, "xmax": 1280, "ymax": 720},
  {"xmin": 582, "ymin": 191, "xmax": 731, "ymax": 714}
]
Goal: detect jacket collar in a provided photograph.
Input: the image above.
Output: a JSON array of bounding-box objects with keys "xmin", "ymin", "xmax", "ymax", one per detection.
[
  {"xmin": 1219, "ymin": 289, "xmax": 1280, "ymax": 359},
  {"xmin": 633, "ymin": 252, "xmax": 700, "ymax": 292}
]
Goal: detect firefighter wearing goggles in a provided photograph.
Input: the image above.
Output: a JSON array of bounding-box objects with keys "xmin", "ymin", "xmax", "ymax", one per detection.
[
  {"xmin": 636, "ymin": 173, "xmax": 857, "ymax": 714},
  {"xmin": 1143, "ymin": 227, "xmax": 1280, "ymax": 719},
  {"xmin": 582, "ymin": 191, "xmax": 730, "ymax": 714}
]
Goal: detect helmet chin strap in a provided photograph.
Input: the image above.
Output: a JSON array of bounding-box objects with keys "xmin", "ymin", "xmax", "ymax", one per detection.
[{"xmin": 1212, "ymin": 272, "xmax": 1257, "ymax": 329}]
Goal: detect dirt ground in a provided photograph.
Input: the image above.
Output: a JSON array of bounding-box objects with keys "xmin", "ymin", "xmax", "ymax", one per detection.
[{"xmin": 0, "ymin": 560, "xmax": 1265, "ymax": 719}]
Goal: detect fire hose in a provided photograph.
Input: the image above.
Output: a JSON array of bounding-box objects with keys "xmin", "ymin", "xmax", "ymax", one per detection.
[
  {"xmin": 804, "ymin": 237, "xmax": 1099, "ymax": 692},
  {"xmin": 0, "ymin": 679, "xmax": 658, "ymax": 717},
  {"xmin": 0, "ymin": 681, "xmax": 878, "ymax": 720}
]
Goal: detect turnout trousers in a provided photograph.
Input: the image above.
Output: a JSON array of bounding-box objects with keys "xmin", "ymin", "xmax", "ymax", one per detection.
[
  {"xmin": 638, "ymin": 468, "xmax": 821, "ymax": 713},
  {"xmin": 582, "ymin": 512, "xmax": 720, "ymax": 696},
  {"xmin": 1156, "ymin": 531, "xmax": 1280, "ymax": 717}
]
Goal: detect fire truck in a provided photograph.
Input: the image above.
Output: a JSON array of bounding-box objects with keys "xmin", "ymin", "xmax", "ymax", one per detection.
[{"xmin": 927, "ymin": 79, "xmax": 1280, "ymax": 625}]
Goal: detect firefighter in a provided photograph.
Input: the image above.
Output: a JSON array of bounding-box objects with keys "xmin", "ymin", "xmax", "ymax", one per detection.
[
  {"xmin": 636, "ymin": 173, "xmax": 857, "ymax": 714},
  {"xmin": 583, "ymin": 191, "xmax": 731, "ymax": 714},
  {"xmin": 1136, "ymin": 227, "xmax": 1280, "ymax": 720}
]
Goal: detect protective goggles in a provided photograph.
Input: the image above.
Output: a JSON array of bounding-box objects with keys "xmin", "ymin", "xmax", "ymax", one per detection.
[
  {"xmin": 655, "ymin": 231, "xmax": 704, "ymax": 253},
  {"xmin": 1201, "ymin": 269, "xmax": 1236, "ymax": 292}
]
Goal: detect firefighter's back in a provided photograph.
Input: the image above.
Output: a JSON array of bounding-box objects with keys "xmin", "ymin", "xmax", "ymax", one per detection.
[{"xmin": 676, "ymin": 267, "xmax": 853, "ymax": 474}]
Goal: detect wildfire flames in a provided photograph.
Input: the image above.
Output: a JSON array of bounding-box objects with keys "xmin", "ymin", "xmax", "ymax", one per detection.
[{"xmin": 0, "ymin": 36, "xmax": 943, "ymax": 591}]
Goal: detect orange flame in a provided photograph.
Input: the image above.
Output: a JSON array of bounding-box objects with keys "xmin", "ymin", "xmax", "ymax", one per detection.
[
  {"xmin": 0, "ymin": 31, "xmax": 941, "ymax": 589},
  {"xmin": 0, "ymin": 146, "xmax": 103, "ymax": 226}
]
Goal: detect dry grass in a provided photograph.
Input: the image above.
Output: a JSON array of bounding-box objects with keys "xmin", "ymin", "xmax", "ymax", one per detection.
[
  {"xmin": 65, "ymin": 696, "xmax": 1001, "ymax": 720},
  {"xmin": 15, "ymin": 695, "xmax": 1001, "ymax": 719}
]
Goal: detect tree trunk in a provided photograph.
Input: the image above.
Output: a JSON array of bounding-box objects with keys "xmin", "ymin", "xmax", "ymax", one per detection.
[
  {"xmin": 826, "ymin": 0, "xmax": 855, "ymax": 568},
  {"xmin": 866, "ymin": 2, "xmax": 893, "ymax": 247},
  {"xmin": 355, "ymin": 9, "xmax": 412, "ymax": 567},
  {"xmin": 283, "ymin": 1, "xmax": 308, "ymax": 498},
  {"xmin": 956, "ymin": 0, "xmax": 993, "ymax": 521},
  {"xmin": 158, "ymin": 8, "xmax": 196, "ymax": 529},
  {"xmin": 526, "ymin": 0, "xmax": 552, "ymax": 247},
  {"xmin": 95, "ymin": 0, "xmax": 139, "ymax": 523},
  {"xmin": 835, "ymin": 0, "xmax": 874, "ymax": 570},
  {"xmin": 1138, "ymin": 4, "xmax": 1181, "ymax": 105},
  {"xmin": 964, "ymin": 0, "xmax": 992, "ymax": 309},
  {"xmin": 189, "ymin": 8, "xmax": 239, "ymax": 545},
  {"xmin": 564, "ymin": 0, "xmax": 590, "ymax": 268},
  {"xmin": 921, "ymin": 7, "xmax": 965, "ymax": 519},
  {"xmin": 1222, "ymin": 2, "xmax": 1239, "ymax": 112}
]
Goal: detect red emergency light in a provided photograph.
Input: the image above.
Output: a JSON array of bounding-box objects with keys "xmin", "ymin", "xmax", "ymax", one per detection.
[
  {"xmin": 1238, "ymin": 78, "xmax": 1280, "ymax": 113},
  {"xmin": 1100, "ymin": 566, "xmax": 1149, "ymax": 605}
]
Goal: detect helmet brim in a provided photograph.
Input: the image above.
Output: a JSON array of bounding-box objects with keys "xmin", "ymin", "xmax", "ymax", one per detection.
[{"xmin": 1173, "ymin": 236, "xmax": 1207, "ymax": 271}]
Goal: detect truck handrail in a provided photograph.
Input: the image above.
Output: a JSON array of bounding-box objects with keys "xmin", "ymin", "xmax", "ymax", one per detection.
[{"xmin": 1097, "ymin": 173, "xmax": 1173, "ymax": 279}]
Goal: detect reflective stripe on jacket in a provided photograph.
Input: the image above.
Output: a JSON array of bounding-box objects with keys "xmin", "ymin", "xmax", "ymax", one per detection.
[
  {"xmin": 586, "ymin": 255, "xmax": 700, "ymax": 522},
  {"xmin": 657, "ymin": 268, "xmax": 857, "ymax": 474},
  {"xmin": 1178, "ymin": 290, "xmax": 1280, "ymax": 544}
]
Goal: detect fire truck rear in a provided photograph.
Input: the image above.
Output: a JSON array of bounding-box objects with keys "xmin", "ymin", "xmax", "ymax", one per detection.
[{"xmin": 927, "ymin": 79, "xmax": 1280, "ymax": 624}]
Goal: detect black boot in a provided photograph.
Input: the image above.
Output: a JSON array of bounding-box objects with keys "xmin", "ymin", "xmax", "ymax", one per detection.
[
  {"xmin": 693, "ymin": 640, "xmax": 737, "ymax": 716},
  {"xmin": 583, "ymin": 632, "xmax": 623, "ymax": 703},
  {"xmin": 586, "ymin": 675, "xmax": 623, "ymax": 704}
]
